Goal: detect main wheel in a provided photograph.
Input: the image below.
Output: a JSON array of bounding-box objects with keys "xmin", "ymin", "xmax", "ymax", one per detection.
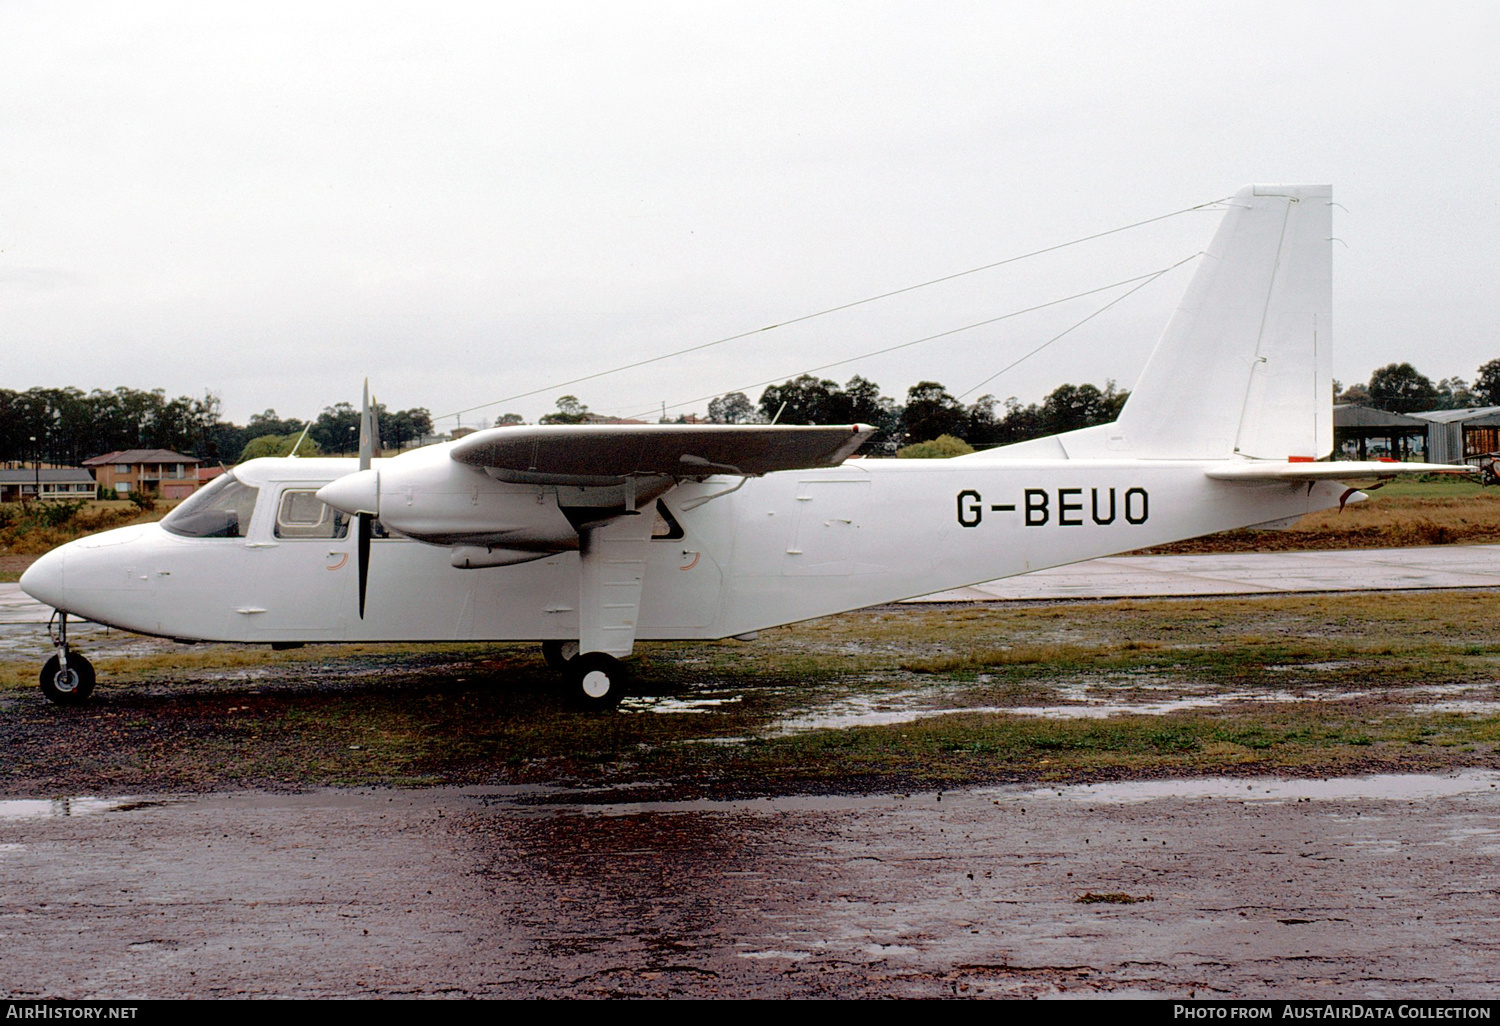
[
  {"xmin": 40, "ymin": 653, "xmax": 95, "ymax": 706},
  {"xmin": 568, "ymin": 652, "xmax": 629, "ymax": 710},
  {"xmin": 541, "ymin": 639, "xmax": 580, "ymax": 671}
]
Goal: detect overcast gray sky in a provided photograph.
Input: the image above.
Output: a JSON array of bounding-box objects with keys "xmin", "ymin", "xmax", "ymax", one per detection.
[{"xmin": 3, "ymin": 1, "xmax": 1496, "ymax": 427}]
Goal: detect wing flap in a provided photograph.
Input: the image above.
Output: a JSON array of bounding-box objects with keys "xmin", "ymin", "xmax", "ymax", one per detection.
[{"xmin": 450, "ymin": 423, "xmax": 874, "ymax": 481}]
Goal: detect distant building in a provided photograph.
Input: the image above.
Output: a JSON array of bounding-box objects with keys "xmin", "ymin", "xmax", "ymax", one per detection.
[
  {"xmin": 0, "ymin": 468, "xmax": 98, "ymax": 503},
  {"xmin": 1333, "ymin": 405, "xmax": 1429, "ymax": 461},
  {"xmin": 83, "ymin": 449, "xmax": 202, "ymax": 500},
  {"xmin": 1409, "ymin": 407, "xmax": 1500, "ymax": 465},
  {"xmin": 583, "ymin": 414, "xmax": 649, "ymax": 425}
]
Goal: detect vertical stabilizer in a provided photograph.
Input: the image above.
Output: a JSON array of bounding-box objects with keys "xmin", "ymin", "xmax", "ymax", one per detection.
[
  {"xmin": 978, "ymin": 184, "xmax": 1332, "ymax": 462},
  {"xmin": 1110, "ymin": 184, "xmax": 1332, "ymax": 459}
]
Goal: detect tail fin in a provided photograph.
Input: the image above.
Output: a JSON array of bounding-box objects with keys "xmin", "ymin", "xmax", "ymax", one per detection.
[{"xmin": 987, "ymin": 184, "xmax": 1332, "ymax": 461}]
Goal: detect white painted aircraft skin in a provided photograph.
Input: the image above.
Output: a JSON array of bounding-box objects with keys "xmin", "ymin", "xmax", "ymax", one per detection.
[
  {"xmin": 18, "ymin": 454, "xmax": 1353, "ymax": 645},
  {"xmin": 15, "ymin": 184, "xmax": 1476, "ymax": 699}
]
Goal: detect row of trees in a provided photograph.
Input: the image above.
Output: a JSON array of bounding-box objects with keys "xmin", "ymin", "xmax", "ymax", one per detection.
[
  {"xmin": 707, "ymin": 374, "xmax": 1129, "ymax": 450},
  {"xmin": 8, "ymin": 356, "xmax": 1495, "ymax": 470},
  {"xmin": 534, "ymin": 374, "xmax": 1130, "ymax": 452},
  {"xmin": 0, "ymin": 387, "xmax": 433, "ymax": 468},
  {"xmin": 1338, "ymin": 360, "xmax": 1500, "ymax": 415}
]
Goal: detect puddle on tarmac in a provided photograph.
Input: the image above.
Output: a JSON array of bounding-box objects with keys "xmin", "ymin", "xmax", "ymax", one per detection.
[
  {"xmin": 1417, "ymin": 701, "xmax": 1500, "ymax": 714},
  {"xmin": 622, "ymin": 694, "xmax": 745, "ymax": 715},
  {"xmin": 736, "ymin": 949, "xmax": 812, "ymax": 961},
  {"xmin": 620, "ymin": 675, "xmax": 1500, "ymax": 744},
  {"xmin": 1002, "ymin": 684, "xmax": 1496, "ymax": 720},
  {"xmin": 769, "ymin": 694, "xmax": 1011, "ymax": 734},
  {"xmin": 0, "ymin": 620, "xmax": 182, "ymax": 662},
  {"xmin": 0, "ymin": 797, "xmax": 173, "ymax": 820},
  {"xmin": 757, "ymin": 680, "xmax": 1500, "ymax": 736},
  {"xmin": 989, "ymin": 770, "xmax": 1500, "ymax": 804}
]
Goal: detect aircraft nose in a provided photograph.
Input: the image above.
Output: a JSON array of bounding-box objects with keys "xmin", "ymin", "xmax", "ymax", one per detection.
[
  {"xmin": 317, "ymin": 469, "xmax": 380, "ymax": 516},
  {"xmin": 19, "ymin": 547, "xmax": 66, "ymax": 610}
]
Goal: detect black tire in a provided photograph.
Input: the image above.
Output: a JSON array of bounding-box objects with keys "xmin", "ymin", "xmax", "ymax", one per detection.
[
  {"xmin": 40, "ymin": 653, "xmax": 95, "ymax": 706},
  {"xmin": 568, "ymin": 652, "xmax": 629, "ymax": 709},
  {"xmin": 541, "ymin": 640, "xmax": 580, "ymax": 671}
]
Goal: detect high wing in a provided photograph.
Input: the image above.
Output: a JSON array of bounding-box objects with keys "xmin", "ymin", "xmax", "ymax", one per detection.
[
  {"xmin": 1205, "ymin": 460, "xmax": 1476, "ymax": 482},
  {"xmin": 450, "ymin": 422, "xmax": 875, "ymax": 484}
]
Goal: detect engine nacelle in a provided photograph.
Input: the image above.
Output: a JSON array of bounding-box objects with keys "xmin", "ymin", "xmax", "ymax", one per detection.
[
  {"xmin": 316, "ymin": 443, "xmax": 672, "ymax": 551},
  {"xmin": 318, "ymin": 445, "xmax": 580, "ymax": 548}
]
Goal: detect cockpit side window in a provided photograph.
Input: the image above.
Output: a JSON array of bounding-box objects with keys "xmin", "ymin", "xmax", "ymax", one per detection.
[
  {"xmin": 275, "ymin": 489, "xmax": 349, "ymax": 539},
  {"xmin": 162, "ymin": 472, "xmax": 261, "ymax": 539}
]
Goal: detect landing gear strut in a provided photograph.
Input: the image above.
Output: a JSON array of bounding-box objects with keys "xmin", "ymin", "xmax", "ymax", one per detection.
[
  {"xmin": 540, "ymin": 639, "xmax": 580, "ymax": 671},
  {"xmin": 41, "ymin": 612, "xmax": 95, "ymax": 706}
]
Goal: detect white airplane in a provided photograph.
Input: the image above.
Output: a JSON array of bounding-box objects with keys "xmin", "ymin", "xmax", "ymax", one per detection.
[{"xmin": 20, "ymin": 184, "xmax": 1473, "ymax": 707}]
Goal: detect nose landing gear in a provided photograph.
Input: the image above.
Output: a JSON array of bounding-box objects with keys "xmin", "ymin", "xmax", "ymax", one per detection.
[{"xmin": 41, "ymin": 612, "xmax": 95, "ymax": 706}]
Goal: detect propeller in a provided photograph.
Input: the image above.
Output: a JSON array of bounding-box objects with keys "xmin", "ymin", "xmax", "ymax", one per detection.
[{"xmin": 356, "ymin": 380, "xmax": 377, "ymax": 619}]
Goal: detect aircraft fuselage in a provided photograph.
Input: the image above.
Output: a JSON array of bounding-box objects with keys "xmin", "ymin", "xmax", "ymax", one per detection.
[{"xmin": 21, "ymin": 452, "xmax": 1348, "ymax": 646}]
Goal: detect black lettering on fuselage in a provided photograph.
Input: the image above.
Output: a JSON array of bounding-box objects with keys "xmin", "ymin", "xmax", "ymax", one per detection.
[
  {"xmin": 1091, "ymin": 487, "xmax": 1116, "ymax": 525},
  {"xmin": 1058, "ymin": 488, "xmax": 1083, "ymax": 526},
  {"xmin": 1024, "ymin": 489, "xmax": 1049, "ymax": 526},
  {"xmin": 954, "ymin": 487, "xmax": 1148, "ymax": 528},
  {"xmin": 957, "ymin": 490, "xmax": 982, "ymax": 528}
]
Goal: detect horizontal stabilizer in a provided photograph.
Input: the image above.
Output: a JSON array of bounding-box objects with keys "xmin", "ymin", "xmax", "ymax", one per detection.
[
  {"xmin": 1205, "ymin": 460, "xmax": 1475, "ymax": 482},
  {"xmin": 451, "ymin": 423, "xmax": 873, "ymax": 484}
]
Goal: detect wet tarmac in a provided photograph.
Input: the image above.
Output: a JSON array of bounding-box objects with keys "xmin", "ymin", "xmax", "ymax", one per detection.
[
  {"xmin": 1, "ymin": 773, "xmax": 1496, "ymax": 999},
  {"xmin": 5, "ymin": 549, "xmax": 1500, "ymax": 998},
  {"xmin": 915, "ymin": 543, "xmax": 1500, "ymax": 601}
]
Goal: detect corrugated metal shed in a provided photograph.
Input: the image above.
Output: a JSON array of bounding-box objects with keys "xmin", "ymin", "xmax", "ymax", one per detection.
[
  {"xmin": 1333, "ymin": 405, "xmax": 1429, "ymax": 428},
  {"xmin": 1411, "ymin": 407, "xmax": 1500, "ymax": 464}
]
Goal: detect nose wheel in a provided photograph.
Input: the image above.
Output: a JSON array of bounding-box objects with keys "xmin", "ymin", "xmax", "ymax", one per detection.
[
  {"xmin": 41, "ymin": 611, "xmax": 94, "ymax": 706},
  {"xmin": 41, "ymin": 652, "xmax": 95, "ymax": 705}
]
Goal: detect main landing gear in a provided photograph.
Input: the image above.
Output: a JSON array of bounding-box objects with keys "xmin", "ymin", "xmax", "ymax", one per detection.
[
  {"xmin": 41, "ymin": 612, "xmax": 95, "ymax": 706},
  {"xmin": 539, "ymin": 642, "xmax": 630, "ymax": 710},
  {"xmin": 540, "ymin": 505, "xmax": 651, "ymax": 710},
  {"xmin": 541, "ymin": 640, "xmax": 580, "ymax": 671}
]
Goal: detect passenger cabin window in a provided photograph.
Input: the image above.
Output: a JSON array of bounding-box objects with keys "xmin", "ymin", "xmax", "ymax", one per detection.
[
  {"xmin": 275, "ymin": 489, "xmax": 349, "ymax": 540},
  {"xmin": 161, "ymin": 472, "xmax": 260, "ymax": 539}
]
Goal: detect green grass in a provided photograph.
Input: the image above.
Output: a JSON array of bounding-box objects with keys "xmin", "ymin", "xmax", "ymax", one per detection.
[{"xmin": 3, "ymin": 590, "xmax": 1499, "ymax": 794}]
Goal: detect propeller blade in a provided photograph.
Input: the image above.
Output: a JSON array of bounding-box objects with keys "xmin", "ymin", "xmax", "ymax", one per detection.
[
  {"xmin": 358, "ymin": 379, "xmax": 375, "ymax": 471},
  {"xmin": 356, "ymin": 380, "xmax": 376, "ymax": 618},
  {"xmin": 357, "ymin": 511, "xmax": 372, "ymax": 619}
]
